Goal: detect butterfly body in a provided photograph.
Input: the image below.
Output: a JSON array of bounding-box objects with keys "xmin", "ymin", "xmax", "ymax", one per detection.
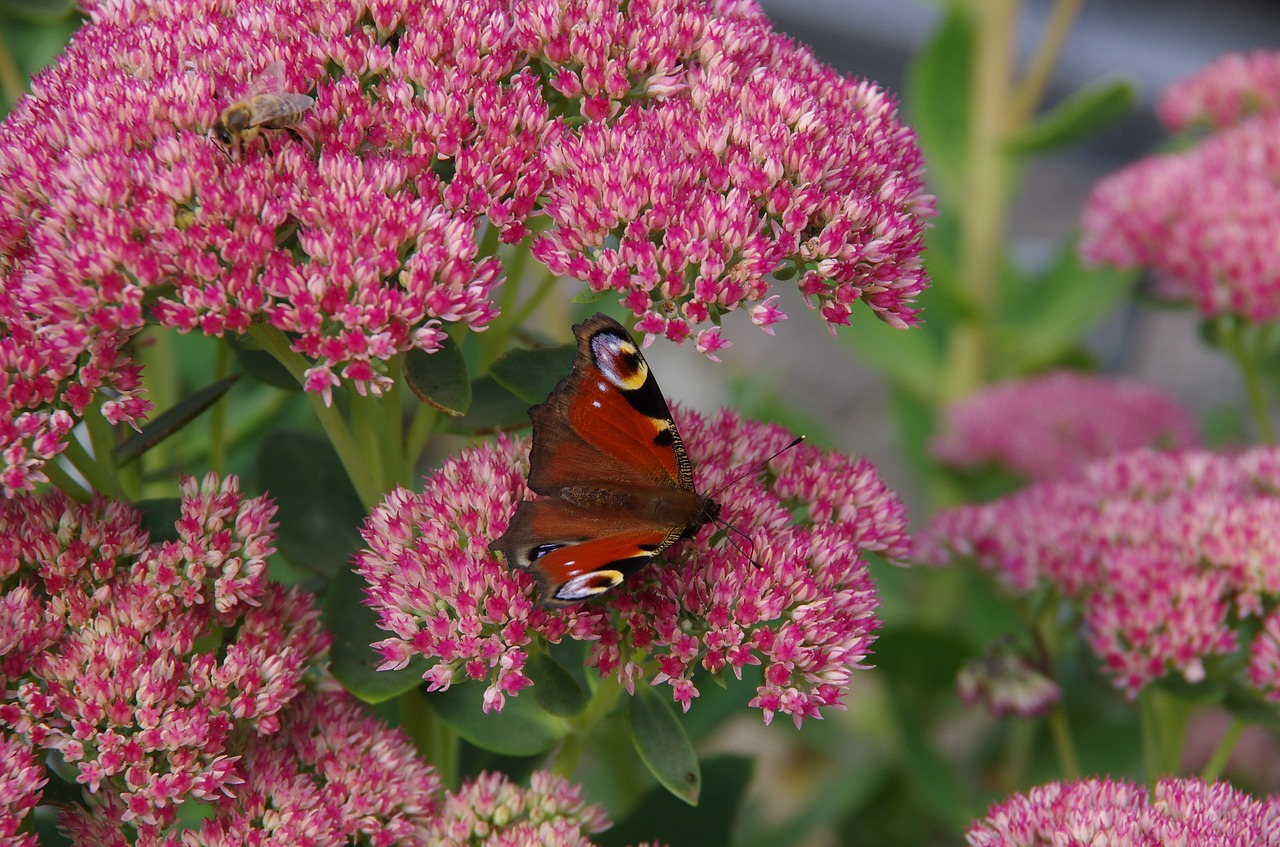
[{"xmin": 490, "ymin": 314, "xmax": 720, "ymax": 606}]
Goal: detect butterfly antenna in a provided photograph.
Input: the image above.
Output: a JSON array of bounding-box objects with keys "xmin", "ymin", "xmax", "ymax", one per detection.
[
  {"xmin": 706, "ymin": 435, "xmax": 805, "ymax": 569},
  {"xmin": 708, "ymin": 435, "xmax": 805, "ymax": 500}
]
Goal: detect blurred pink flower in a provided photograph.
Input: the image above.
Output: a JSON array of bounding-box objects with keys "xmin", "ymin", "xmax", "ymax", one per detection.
[
  {"xmin": 932, "ymin": 371, "xmax": 1200, "ymax": 481},
  {"xmin": 921, "ymin": 447, "xmax": 1280, "ymax": 698},
  {"xmin": 967, "ymin": 777, "xmax": 1280, "ymax": 846},
  {"xmin": 356, "ymin": 407, "xmax": 908, "ymax": 727},
  {"xmin": 1082, "ymin": 52, "xmax": 1280, "ymax": 323},
  {"xmin": 1159, "ymin": 50, "xmax": 1280, "ymax": 130},
  {"xmin": 955, "ymin": 639, "xmax": 1061, "ymax": 720},
  {"xmin": 0, "ymin": 0, "xmax": 932, "ymax": 494}
]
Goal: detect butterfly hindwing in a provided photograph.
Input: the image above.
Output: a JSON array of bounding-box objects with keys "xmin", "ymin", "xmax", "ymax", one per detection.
[
  {"xmin": 495, "ymin": 498, "xmax": 681, "ymax": 604},
  {"xmin": 490, "ymin": 314, "xmax": 720, "ymax": 606}
]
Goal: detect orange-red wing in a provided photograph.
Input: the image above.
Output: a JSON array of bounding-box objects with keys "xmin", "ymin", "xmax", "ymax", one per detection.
[{"xmin": 527, "ymin": 315, "xmax": 688, "ymax": 494}]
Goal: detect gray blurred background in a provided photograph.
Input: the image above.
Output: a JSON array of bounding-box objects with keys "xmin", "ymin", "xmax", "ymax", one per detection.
[{"xmin": 644, "ymin": 0, "xmax": 1280, "ymax": 510}]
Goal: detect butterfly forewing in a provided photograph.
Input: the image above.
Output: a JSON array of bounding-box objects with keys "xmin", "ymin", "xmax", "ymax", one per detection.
[
  {"xmin": 490, "ymin": 314, "xmax": 719, "ymax": 606},
  {"xmin": 527, "ymin": 315, "xmax": 688, "ymax": 493}
]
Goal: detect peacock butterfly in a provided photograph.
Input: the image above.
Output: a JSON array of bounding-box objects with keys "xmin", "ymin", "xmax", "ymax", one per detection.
[{"xmin": 490, "ymin": 313, "xmax": 722, "ymax": 606}]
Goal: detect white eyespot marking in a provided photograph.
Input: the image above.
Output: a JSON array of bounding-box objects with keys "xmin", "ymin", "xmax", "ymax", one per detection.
[
  {"xmin": 556, "ymin": 569, "xmax": 624, "ymax": 602},
  {"xmin": 591, "ymin": 400, "xmax": 602, "ymax": 408},
  {"xmin": 591, "ymin": 333, "xmax": 648, "ymax": 391}
]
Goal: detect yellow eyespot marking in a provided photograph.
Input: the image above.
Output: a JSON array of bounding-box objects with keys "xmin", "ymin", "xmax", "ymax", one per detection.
[
  {"xmin": 557, "ymin": 569, "xmax": 625, "ymax": 601},
  {"xmin": 592, "ymin": 334, "xmax": 649, "ymax": 391}
]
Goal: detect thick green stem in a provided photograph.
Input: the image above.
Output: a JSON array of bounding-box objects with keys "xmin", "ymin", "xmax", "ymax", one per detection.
[
  {"xmin": 349, "ymin": 390, "xmax": 386, "ymax": 495},
  {"xmin": 404, "ymin": 402, "xmax": 439, "ymax": 475},
  {"xmin": 509, "ymin": 267, "xmax": 564, "ymax": 330},
  {"xmin": 944, "ymin": 0, "xmax": 1018, "ymax": 400},
  {"xmin": 247, "ymin": 325, "xmax": 382, "ymax": 507},
  {"xmin": 1046, "ymin": 700, "xmax": 1080, "ymax": 779},
  {"xmin": 78, "ymin": 409, "xmax": 124, "ymax": 497},
  {"xmin": 1008, "ymin": 0, "xmax": 1084, "ymax": 126},
  {"xmin": 400, "ymin": 688, "xmax": 459, "ymax": 790},
  {"xmin": 1138, "ymin": 687, "xmax": 1191, "ymax": 781},
  {"xmin": 381, "ymin": 356, "xmax": 409, "ymax": 487},
  {"xmin": 551, "ymin": 674, "xmax": 625, "ymax": 779},
  {"xmin": 43, "ymin": 459, "xmax": 92, "ymax": 502},
  {"xmin": 1199, "ymin": 715, "xmax": 1244, "ymax": 782},
  {"xmin": 1222, "ymin": 319, "xmax": 1276, "ymax": 443},
  {"xmin": 135, "ymin": 328, "xmax": 180, "ymax": 486},
  {"xmin": 208, "ymin": 339, "xmax": 233, "ymax": 474}
]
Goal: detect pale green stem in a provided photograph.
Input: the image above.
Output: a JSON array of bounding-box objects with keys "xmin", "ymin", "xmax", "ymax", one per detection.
[
  {"xmin": 1027, "ymin": 593, "xmax": 1079, "ymax": 779},
  {"xmin": 247, "ymin": 325, "xmax": 381, "ymax": 507},
  {"xmin": 399, "ymin": 688, "xmax": 459, "ymax": 790},
  {"xmin": 208, "ymin": 339, "xmax": 233, "ymax": 474},
  {"xmin": 551, "ymin": 674, "xmax": 625, "ymax": 779},
  {"xmin": 509, "ymin": 267, "xmax": 564, "ymax": 330},
  {"xmin": 1046, "ymin": 701, "xmax": 1080, "ymax": 779},
  {"xmin": 381, "ymin": 356, "xmax": 410, "ymax": 487},
  {"xmin": 404, "ymin": 402, "xmax": 439, "ymax": 475},
  {"xmin": 1199, "ymin": 715, "xmax": 1244, "ymax": 782},
  {"xmin": 42, "ymin": 459, "xmax": 92, "ymax": 502},
  {"xmin": 135, "ymin": 328, "xmax": 180, "ymax": 481},
  {"xmin": 349, "ymin": 390, "xmax": 386, "ymax": 496},
  {"xmin": 1008, "ymin": 0, "xmax": 1084, "ymax": 126},
  {"xmin": 172, "ymin": 390, "xmax": 294, "ymax": 469},
  {"xmin": 80, "ymin": 408, "xmax": 124, "ymax": 497},
  {"xmin": 996, "ymin": 718, "xmax": 1037, "ymax": 791},
  {"xmin": 944, "ymin": 0, "xmax": 1018, "ymax": 400},
  {"xmin": 1138, "ymin": 687, "xmax": 1191, "ymax": 781},
  {"xmin": 1222, "ymin": 320, "xmax": 1276, "ymax": 443}
]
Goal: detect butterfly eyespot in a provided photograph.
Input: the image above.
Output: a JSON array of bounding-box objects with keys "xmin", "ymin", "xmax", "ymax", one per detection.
[
  {"xmin": 591, "ymin": 333, "xmax": 649, "ymax": 390},
  {"xmin": 528, "ymin": 543, "xmax": 563, "ymax": 562},
  {"xmin": 556, "ymin": 569, "xmax": 625, "ymax": 602}
]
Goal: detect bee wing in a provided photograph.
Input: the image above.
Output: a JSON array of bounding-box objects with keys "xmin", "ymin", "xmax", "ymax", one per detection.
[
  {"xmin": 248, "ymin": 94, "xmax": 316, "ymax": 127},
  {"xmin": 247, "ymin": 60, "xmax": 288, "ymax": 97}
]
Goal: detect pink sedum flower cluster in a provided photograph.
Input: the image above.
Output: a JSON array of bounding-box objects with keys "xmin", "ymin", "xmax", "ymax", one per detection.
[
  {"xmin": 0, "ymin": 476, "xmax": 441, "ymax": 846},
  {"xmin": 0, "ymin": 0, "xmax": 932, "ymax": 495},
  {"xmin": 921, "ymin": 447, "xmax": 1280, "ymax": 699},
  {"xmin": 966, "ymin": 777, "xmax": 1280, "ymax": 847},
  {"xmin": 1158, "ymin": 50, "xmax": 1280, "ymax": 130},
  {"xmin": 932, "ymin": 371, "xmax": 1200, "ymax": 481},
  {"xmin": 357, "ymin": 407, "xmax": 908, "ymax": 727},
  {"xmin": 1081, "ymin": 50, "xmax": 1280, "ymax": 323},
  {"xmin": 955, "ymin": 639, "xmax": 1061, "ymax": 720},
  {"xmin": 429, "ymin": 771, "xmax": 611, "ymax": 847},
  {"xmin": 0, "ymin": 731, "xmax": 45, "ymax": 847}
]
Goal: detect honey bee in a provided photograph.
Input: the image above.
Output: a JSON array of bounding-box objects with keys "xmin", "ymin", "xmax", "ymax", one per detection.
[{"xmin": 213, "ymin": 60, "xmax": 314, "ymax": 154}]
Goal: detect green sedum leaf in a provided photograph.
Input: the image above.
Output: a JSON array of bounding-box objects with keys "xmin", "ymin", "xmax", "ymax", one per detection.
[
  {"xmin": 569, "ymin": 287, "xmax": 611, "ymax": 304},
  {"xmin": 1008, "ymin": 78, "xmax": 1137, "ymax": 155},
  {"xmin": 444, "ymin": 376, "xmax": 533, "ymax": 433},
  {"xmin": 488, "ymin": 344, "xmax": 576, "ymax": 405},
  {"xmin": 525, "ymin": 651, "xmax": 588, "ymax": 718},
  {"xmin": 994, "ymin": 242, "xmax": 1139, "ymax": 376},
  {"xmin": 255, "ymin": 429, "xmax": 365, "ymax": 579},
  {"xmin": 905, "ymin": 6, "xmax": 974, "ymax": 201},
  {"xmin": 403, "ymin": 334, "xmax": 472, "ymax": 416},
  {"xmin": 325, "ymin": 564, "xmax": 427, "ymax": 703},
  {"xmin": 231, "ymin": 336, "xmax": 300, "ymax": 390},
  {"xmin": 424, "ymin": 681, "xmax": 567, "ymax": 756},
  {"xmin": 112, "ymin": 374, "xmax": 241, "ymax": 465},
  {"xmin": 839, "ymin": 305, "xmax": 944, "ymax": 402},
  {"xmin": 627, "ymin": 684, "xmax": 701, "ymax": 806},
  {"xmin": 598, "ymin": 755, "xmax": 752, "ymax": 847}
]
